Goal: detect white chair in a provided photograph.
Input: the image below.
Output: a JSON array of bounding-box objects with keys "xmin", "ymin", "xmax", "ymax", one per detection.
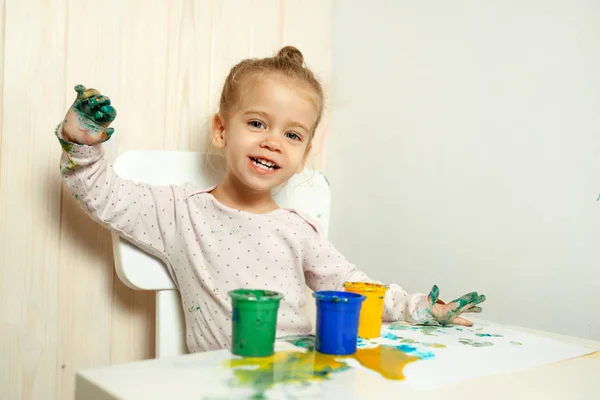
[{"xmin": 111, "ymin": 150, "xmax": 331, "ymax": 358}]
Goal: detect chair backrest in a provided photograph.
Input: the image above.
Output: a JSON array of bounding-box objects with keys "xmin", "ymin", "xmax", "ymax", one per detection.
[{"xmin": 111, "ymin": 150, "xmax": 331, "ymax": 357}]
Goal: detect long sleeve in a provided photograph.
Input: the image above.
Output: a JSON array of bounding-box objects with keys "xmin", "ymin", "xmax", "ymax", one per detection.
[
  {"xmin": 301, "ymin": 231, "xmax": 435, "ymax": 324},
  {"xmin": 56, "ymin": 122, "xmax": 193, "ymax": 260}
]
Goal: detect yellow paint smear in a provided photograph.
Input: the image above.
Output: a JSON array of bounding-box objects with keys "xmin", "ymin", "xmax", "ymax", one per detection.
[
  {"xmin": 352, "ymin": 346, "xmax": 419, "ymax": 380},
  {"xmin": 227, "ymin": 345, "xmax": 420, "ymax": 396}
]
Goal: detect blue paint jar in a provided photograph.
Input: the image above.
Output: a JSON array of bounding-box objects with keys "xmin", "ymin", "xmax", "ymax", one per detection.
[{"xmin": 313, "ymin": 291, "xmax": 366, "ymax": 355}]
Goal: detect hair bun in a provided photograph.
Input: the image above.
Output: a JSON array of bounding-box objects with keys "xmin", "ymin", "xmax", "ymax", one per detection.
[{"xmin": 277, "ymin": 46, "xmax": 304, "ymax": 66}]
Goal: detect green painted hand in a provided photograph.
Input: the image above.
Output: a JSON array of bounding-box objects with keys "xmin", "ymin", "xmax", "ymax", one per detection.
[
  {"xmin": 61, "ymin": 85, "xmax": 117, "ymax": 145},
  {"xmin": 427, "ymin": 285, "xmax": 486, "ymax": 327}
]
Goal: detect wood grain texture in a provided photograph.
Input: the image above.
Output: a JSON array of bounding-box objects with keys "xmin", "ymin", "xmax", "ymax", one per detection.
[
  {"xmin": 0, "ymin": 1, "xmax": 67, "ymax": 399},
  {"xmin": 0, "ymin": 0, "xmax": 4, "ymax": 164},
  {"xmin": 0, "ymin": 1, "xmax": 332, "ymax": 399},
  {"xmin": 162, "ymin": 1, "xmax": 213, "ymax": 152},
  {"xmin": 283, "ymin": 0, "xmax": 332, "ymax": 170},
  {"xmin": 0, "ymin": 0, "xmax": 7, "ymax": 397}
]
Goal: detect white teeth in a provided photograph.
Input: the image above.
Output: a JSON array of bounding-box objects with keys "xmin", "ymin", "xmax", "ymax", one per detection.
[
  {"xmin": 258, "ymin": 158, "xmax": 274, "ymax": 167},
  {"xmin": 254, "ymin": 161, "xmax": 270, "ymax": 170},
  {"xmin": 252, "ymin": 157, "xmax": 278, "ymax": 170}
]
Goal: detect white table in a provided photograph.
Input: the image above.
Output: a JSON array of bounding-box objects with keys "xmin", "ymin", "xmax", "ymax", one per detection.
[{"xmin": 75, "ymin": 320, "xmax": 600, "ymax": 400}]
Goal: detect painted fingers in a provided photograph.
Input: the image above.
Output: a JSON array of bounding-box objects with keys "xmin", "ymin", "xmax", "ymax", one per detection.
[
  {"xmin": 73, "ymin": 85, "xmax": 117, "ymax": 127},
  {"xmin": 428, "ymin": 285, "xmax": 487, "ymax": 326},
  {"xmin": 62, "ymin": 85, "xmax": 117, "ymax": 144}
]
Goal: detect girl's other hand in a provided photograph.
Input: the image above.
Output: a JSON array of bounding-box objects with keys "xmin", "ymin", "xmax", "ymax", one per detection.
[
  {"xmin": 427, "ymin": 285, "xmax": 486, "ymax": 326},
  {"xmin": 61, "ymin": 85, "xmax": 117, "ymax": 145}
]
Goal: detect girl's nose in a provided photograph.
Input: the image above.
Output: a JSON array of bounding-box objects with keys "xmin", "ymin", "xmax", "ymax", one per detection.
[{"xmin": 260, "ymin": 132, "xmax": 282, "ymax": 153}]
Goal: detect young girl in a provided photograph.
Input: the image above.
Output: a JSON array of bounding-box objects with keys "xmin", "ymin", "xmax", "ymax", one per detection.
[{"xmin": 56, "ymin": 46, "xmax": 485, "ymax": 353}]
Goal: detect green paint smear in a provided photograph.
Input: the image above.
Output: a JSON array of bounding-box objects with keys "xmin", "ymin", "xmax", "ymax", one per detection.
[
  {"xmin": 389, "ymin": 322, "xmax": 448, "ymax": 336},
  {"xmin": 228, "ymin": 351, "xmax": 349, "ymax": 399},
  {"xmin": 475, "ymin": 333, "xmax": 503, "ymax": 338},
  {"xmin": 395, "ymin": 336, "xmax": 446, "ymax": 349},
  {"xmin": 225, "ymin": 335, "xmax": 427, "ymax": 398},
  {"xmin": 458, "ymin": 338, "xmax": 493, "ymax": 347},
  {"xmin": 510, "ymin": 341, "xmax": 523, "ymax": 346},
  {"xmin": 282, "ymin": 335, "xmax": 317, "ymax": 351}
]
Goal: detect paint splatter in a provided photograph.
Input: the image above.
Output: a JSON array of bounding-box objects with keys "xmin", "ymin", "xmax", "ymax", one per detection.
[
  {"xmin": 389, "ymin": 322, "xmax": 447, "ymax": 337},
  {"xmin": 284, "ymin": 335, "xmax": 432, "ymax": 375},
  {"xmin": 321, "ymin": 173, "xmax": 331, "ymax": 187},
  {"xmin": 475, "ymin": 333, "xmax": 503, "ymax": 338},
  {"xmin": 394, "ymin": 336, "xmax": 446, "ymax": 349},
  {"xmin": 426, "ymin": 343, "xmax": 447, "ymax": 349},
  {"xmin": 458, "ymin": 338, "xmax": 493, "ymax": 347},
  {"xmin": 227, "ymin": 335, "xmax": 430, "ymax": 398},
  {"xmin": 395, "ymin": 344, "xmax": 435, "ymax": 360},
  {"xmin": 357, "ymin": 338, "xmax": 369, "ymax": 348},
  {"xmin": 381, "ymin": 332, "xmax": 397, "ymax": 341},
  {"xmin": 281, "ymin": 335, "xmax": 316, "ymax": 351},
  {"xmin": 353, "ymin": 346, "xmax": 420, "ymax": 380},
  {"xmin": 397, "ymin": 337, "xmax": 418, "ymax": 344},
  {"xmin": 356, "ymin": 337, "xmax": 378, "ymax": 349},
  {"xmin": 227, "ymin": 351, "xmax": 349, "ymax": 398},
  {"xmin": 510, "ymin": 341, "xmax": 523, "ymax": 346},
  {"xmin": 188, "ymin": 305, "xmax": 201, "ymax": 312}
]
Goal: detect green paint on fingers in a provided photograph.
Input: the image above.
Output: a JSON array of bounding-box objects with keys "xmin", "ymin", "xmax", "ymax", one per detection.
[{"xmin": 428, "ymin": 285, "xmax": 440, "ymax": 305}]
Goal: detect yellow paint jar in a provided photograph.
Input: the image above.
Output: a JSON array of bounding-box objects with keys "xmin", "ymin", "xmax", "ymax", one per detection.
[{"xmin": 343, "ymin": 282, "xmax": 389, "ymax": 339}]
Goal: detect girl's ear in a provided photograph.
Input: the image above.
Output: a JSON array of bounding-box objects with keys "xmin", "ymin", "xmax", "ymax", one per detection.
[{"xmin": 211, "ymin": 113, "xmax": 226, "ymax": 149}]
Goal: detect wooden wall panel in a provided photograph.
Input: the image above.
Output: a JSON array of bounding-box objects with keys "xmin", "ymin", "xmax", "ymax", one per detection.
[
  {"xmin": 0, "ymin": 1, "xmax": 332, "ymax": 399},
  {"xmin": 283, "ymin": 0, "xmax": 332, "ymax": 170},
  {"xmin": 0, "ymin": 1, "xmax": 67, "ymax": 399},
  {"xmin": 0, "ymin": 4, "xmax": 7, "ymax": 398},
  {"xmin": 57, "ymin": 2, "xmax": 155, "ymax": 395},
  {"xmin": 162, "ymin": 1, "xmax": 213, "ymax": 152}
]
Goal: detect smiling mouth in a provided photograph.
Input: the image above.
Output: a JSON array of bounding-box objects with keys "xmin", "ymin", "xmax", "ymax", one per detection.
[{"xmin": 250, "ymin": 157, "xmax": 280, "ymax": 171}]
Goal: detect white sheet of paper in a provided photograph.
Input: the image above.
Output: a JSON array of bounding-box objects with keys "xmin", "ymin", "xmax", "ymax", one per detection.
[
  {"xmin": 168, "ymin": 321, "xmax": 598, "ymax": 398},
  {"xmin": 354, "ymin": 319, "xmax": 598, "ymax": 390}
]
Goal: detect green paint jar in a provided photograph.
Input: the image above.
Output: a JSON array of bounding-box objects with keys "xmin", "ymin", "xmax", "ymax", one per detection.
[{"xmin": 228, "ymin": 289, "xmax": 284, "ymax": 357}]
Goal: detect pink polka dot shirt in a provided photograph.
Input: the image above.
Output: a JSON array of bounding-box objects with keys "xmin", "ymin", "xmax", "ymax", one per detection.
[{"xmin": 57, "ymin": 128, "xmax": 434, "ymax": 353}]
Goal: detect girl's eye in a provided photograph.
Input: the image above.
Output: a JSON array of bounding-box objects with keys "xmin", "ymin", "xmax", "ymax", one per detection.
[
  {"xmin": 249, "ymin": 120, "xmax": 265, "ymax": 129},
  {"xmin": 285, "ymin": 132, "xmax": 302, "ymax": 141}
]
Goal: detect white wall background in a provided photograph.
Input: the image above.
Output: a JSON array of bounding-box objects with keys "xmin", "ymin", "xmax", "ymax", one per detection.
[{"xmin": 328, "ymin": 0, "xmax": 600, "ymax": 340}]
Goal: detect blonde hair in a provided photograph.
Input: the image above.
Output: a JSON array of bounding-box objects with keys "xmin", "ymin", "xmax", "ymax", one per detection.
[{"xmin": 218, "ymin": 46, "xmax": 324, "ymax": 138}]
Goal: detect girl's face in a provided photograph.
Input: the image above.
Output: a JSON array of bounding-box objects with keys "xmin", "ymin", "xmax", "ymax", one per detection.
[{"xmin": 212, "ymin": 76, "xmax": 318, "ymax": 194}]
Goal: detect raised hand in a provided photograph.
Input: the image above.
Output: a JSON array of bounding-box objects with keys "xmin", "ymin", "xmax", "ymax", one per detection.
[
  {"xmin": 61, "ymin": 85, "xmax": 117, "ymax": 145},
  {"xmin": 427, "ymin": 285, "xmax": 486, "ymax": 326}
]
